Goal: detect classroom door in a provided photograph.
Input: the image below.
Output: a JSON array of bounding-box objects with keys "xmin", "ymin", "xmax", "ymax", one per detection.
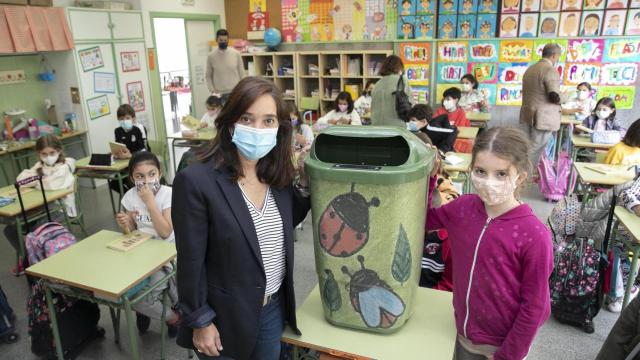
[{"xmin": 185, "ymin": 20, "xmax": 216, "ymax": 118}]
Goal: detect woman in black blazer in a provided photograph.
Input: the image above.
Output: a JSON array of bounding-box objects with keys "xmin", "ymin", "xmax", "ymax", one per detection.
[{"xmin": 172, "ymin": 77, "xmax": 310, "ymax": 360}]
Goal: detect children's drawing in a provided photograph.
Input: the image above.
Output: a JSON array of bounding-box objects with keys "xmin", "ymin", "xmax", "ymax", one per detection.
[
  {"xmin": 415, "ymin": 15, "xmax": 435, "ymax": 38},
  {"xmin": 398, "ymin": 16, "xmax": 415, "ymax": 39},
  {"xmin": 478, "ymin": 0, "xmax": 498, "ymax": 12},
  {"xmin": 438, "ymin": 15, "xmax": 457, "ymax": 39},
  {"xmin": 399, "ymin": 0, "xmax": 416, "ymax": 14},
  {"xmin": 391, "ymin": 225, "xmax": 412, "ymax": 285},
  {"xmin": 417, "ymin": 0, "xmax": 436, "ymax": 14},
  {"xmin": 626, "ymin": 9, "xmax": 640, "ymax": 35},
  {"xmin": 580, "ymin": 11, "xmax": 603, "ymax": 36},
  {"xmin": 541, "ymin": 0, "xmax": 561, "ymax": 11},
  {"xmin": 602, "ymin": 10, "xmax": 626, "ymax": 36},
  {"xmin": 562, "ymin": 0, "xmax": 582, "ymax": 10},
  {"xmin": 476, "ymin": 14, "xmax": 497, "ymax": 38},
  {"xmin": 539, "ymin": 13, "xmax": 560, "ymax": 37},
  {"xmin": 583, "ymin": 0, "xmax": 605, "ymax": 9},
  {"xmin": 322, "ymin": 269, "xmax": 342, "ymax": 315},
  {"xmin": 439, "ymin": 0, "xmax": 459, "ymax": 14},
  {"xmin": 559, "ymin": 12, "xmax": 580, "ymax": 37},
  {"xmin": 519, "ymin": 13, "xmax": 539, "ymax": 37},
  {"xmin": 501, "ymin": 0, "xmax": 520, "ymax": 13},
  {"xmin": 521, "ymin": 0, "xmax": 541, "ymax": 11},
  {"xmin": 458, "ymin": 0, "xmax": 477, "ymax": 13},
  {"xmin": 457, "ymin": 15, "xmax": 476, "ymax": 39},
  {"xmin": 606, "ymin": 0, "xmax": 628, "ymax": 8},
  {"xmin": 499, "ymin": 14, "xmax": 519, "ymax": 37}
]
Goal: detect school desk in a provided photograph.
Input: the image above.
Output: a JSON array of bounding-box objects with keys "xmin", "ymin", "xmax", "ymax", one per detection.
[
  {"xmin": 552, "ymin": 116, "xmax": 583, "ymax": 159},
  {"xmin": 281, "ymin": 285, "xmax": 456, "ymax": 360},
  {"xmin": 0, "ymin": 184, "xmax": 73, "ymax": 275},
  {"xmin": 75, "ymin": 156, "xmax": 129, "ymax": 215},
  {"xmin": 466, "ymin": 111, "xmax": 491, "ymax": 128},
  {"xmin": 457, "ymin": 126, "xmax": 478, "ymax": 140},
  {"xmin": 166, "ymin": 129, "xmax": 215, "ymax": 172},
  {"xmin": 443, "ymin": 152, "xmax": 472, "ymax": 194},
  {"xmin": 26, "ymin": 230, "xmax": 177, "ymax": 360},
  {"xmin": 609, "ymin": 207, "xmax": 640, "ymax": 309},
  {"xmin": 573, "ymin": 162, "xmax": 635, "ymax": 204}
]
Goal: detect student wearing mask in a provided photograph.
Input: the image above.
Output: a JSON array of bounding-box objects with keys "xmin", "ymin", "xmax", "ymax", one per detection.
[
  {"xmin": 200, "ymin": 95, "xmax": 222, "ymax": 129},
  {"xmin": 459, "ymin": 74, "xmax": 490, "ymax": 113},
  {"xmin": 205, "ymin": 29, "xmax": 245, "ymax": 103},
  {"xmin": 354, "ymin": 80, "xmax": 375, "ymax": 117},
  {"xmin": 114, "ymin": 104, "xmax": 146, "ymax": 160}
]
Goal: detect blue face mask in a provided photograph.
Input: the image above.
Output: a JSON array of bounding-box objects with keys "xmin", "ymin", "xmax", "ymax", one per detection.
[
  {"xmin": 406, "ymin": 122, "xmax": 418, "ymax": 132},
  {"xmin": 291, "ymin": 117, "xmax": 299, "ymax": 126},
  {"xmin": 120, "ymin": 119, "xmax": 133, "ymax": 131},
  {"xmin": 232, "ymin": 124, "xmax": 279, "ymax": 161}
]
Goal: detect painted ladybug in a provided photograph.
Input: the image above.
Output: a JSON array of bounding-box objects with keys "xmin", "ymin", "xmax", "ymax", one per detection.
[
  {"xmin": 318, "ymin": 183, "xmax": 380, "ymax": 257},
  {"xmin": 341, "ymin": 255, "xmax": 405, "ymax": 329}
]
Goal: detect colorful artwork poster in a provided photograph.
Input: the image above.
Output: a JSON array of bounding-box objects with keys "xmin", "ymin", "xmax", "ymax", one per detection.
[
  {"xmin": 564, "ymin": 62, "xmax": 601, "ymax": 85},
  {"xmin": 248, "ymin": 11, "xmax": 269, "ymax": 32},
  {"xmin": 469, "ymin": 62, "xmax": 499, "ymax": 83},
  {"xmin": 416, "ymin": 0, "xmax": 436, "ymax": 14},
  {"xmin": 406, "ymin": 64, "xmax": 430, "ymax": 86},
  {"xmin": 580, "ymin": 11, "xmax": 603, "ymax": 37},
  {"xmin": 281, "ymin": 0, "xmax": 300, "ymax": 42},
  {"xmin": 126, "ymin": 81, "xmax": 145, "ymax": 112},
  {"xmin": 497, "ymin": 62, "xmax": 529, "ymax": 84},
  {"xmin": 603, "ymin": 39, "xmax": 640, "ymax": 62},
  {"xmin": 87, "ymin": 95, "xmax": 110, "ymax": 120},
  {"xmin": 559, "ymin": 11, "xmax": 580, "ymax": 37},
  {"xmin": 436, "ymin": 83, "xmax": 463, "ymax": 101},
  {"xmin": 476, "ymin": 14, "xmax": 498, "ymax": 38},
  {"xmin": 566, "ymin": 38, "xmax": 604, "ymax": 62},
  {"xmin": 499, "ymin": 40, "xmax": 533, "ymax": 62},
  {"xmin": 626, "ymin": 9, "xmax": 640, "ymax": 36},
  {"xmin": 457, "ymin": 15, "xmax": 476, "ymax": 38},
  {"xmin": 78, "ymin": 46, "xmax": 104, "ymax": 72},
  {"xmin": 469, "ymin": 40, "xmax": 499, "ymax": 62},
  {"xmin": 439, "ymin": 0, "xmax": 458, "ymax": 14},
  {"xmin": 541, "ymin": 0, "xmax": 561, "ymax": 11},
  {"xmin": 400, "ymin": 42, "xmax": 431, "ymax": 63},
  {"xmin": 521, "ymin": 0, "xmax": 541, "ymax": 11},
  {"xmin": 597, "ymin": 86, "xmax": 635, "ymax": 109},
  {"xmin": 438, "ymin": 14, "xmax": 458, "ymax": 39},
  {"xmin": 399, "ymin": 0, "xmax": 417, "ymax": 15},
  {"xmin": 411, "ymin": 86, "xmax": 430, "ymax": 104},
  {"xmin": 438, "ymin": 41, "xmax": 468, "ymax": 62},
  {"xmin": 600, "ymin": 63, "xmax": 639, "ymax": 86},
  {"xmin": 532, "ymin": 39, "xmax": 568, "ymax": 62},
  {"xmin": 414, "ymin": 15, "xmax": 435, "ymax": 39},
  {"xmin": 250, "ymin": 0, "xmax": 267, "ymax": 12},
  {"xmin": 606, "ymin": 0, "xmax": 628, "ymax": 8},
  {"xmin": 458, "ymin": 0, "xmax": 478, "ymax": 13},
  {"xmin": 583, "ymin": 0, "xmax": 605, "ymax": 10},
  {"xmin": 384, "ymin": 0, "xmax": 398, "ymax": 39},
  {"xmin": 602, "ymin": 10, "xmax": 626, "ymax": 36},
  {"xmin": 437, "ymin": 62, "xmax": 466, "ymax": 83},
  {"xmin": 333, "ymin": 0, "xmax": 360, "ymax": 41},
  {"xmin": 479, "ymin": 84, "xmax": 497, "ymax": 105},
  {"xmin": 519, "ymin": 13, "xmax": 539, "ymax": 37},
  {"xmin": 501, "ymin": 0, "xmax": 521, "ymax": 13},
  {"xmin": 562, "ymin": 0, "xmax": 582, "ymax": 11},
  {"xmin": 308, "ymin": 0, "xmax": 334, "ymax": 41},
  {"xmin": 539, "ymin": 12, "xmax": 560, "ymax": 37},
  {"xmin": 477, "ymin": 0, "xmax": 498, "ymax": 12},
  {"xmin": 364, "ymin": 0, "xmax": 388, "ymax": 41},
  {"xmin": 496, "ymin": 84, "xmax": 523, "ymax": 105},
  {"xmin": 398, "ymin": 16, "xmax": 415, "ymax": 39},
  {"xmin": 499, "ymin": 14, "xmax": 519, "ymax": 37}
]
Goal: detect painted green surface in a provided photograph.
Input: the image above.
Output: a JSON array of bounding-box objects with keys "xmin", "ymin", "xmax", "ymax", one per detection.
[{"xmin": 0, "ymin": 55, "xmax": 49, "ymax": 122}]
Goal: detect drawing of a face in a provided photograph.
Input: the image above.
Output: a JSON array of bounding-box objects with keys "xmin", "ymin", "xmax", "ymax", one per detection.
[
  {"xmin": 634, "ymin": 13, "xmax": 640, "ymax": 27},
  {"xmin": 585, "ymin": 0, "xmax": 602, "ymax": 6},
  {"xmin": 443, "ymin": 20, "xmax": 454, "ymax": 35},
  {"xmin": 480, "ymin": 21, "xmax": 491, "ymax": 34},
  {"xmin": 542, "ymin": 0, "xmax": 558, "ymax": 9},
  {"xmin": 502, "ymin": 16, "xmax": 517, "ymax": 32},
  {"xmin": 524, "ymin": 0, "xmax": 534, "ymax": 8},
  {"xmin": 402, "ymin": 23, "xmax": 413, "ymax": 38},
  {"xmin": 461, "ymin": 21, "xmax": 471, "ymax": 35},
  {"xmin": 463, "ymin": 0, "xmax": 473, "ymax": 11},
  {"xmin": 482, "ymin": 0, "xmax": 493, "ymax": 9},
  {"xmin": 541, "ymin": 18, "xmax": 556, "ymax": 33},
  {"xmin": 564, "ymin": 0, "xmax": 577, "ymax": 7},
  {"xmin": 504, "ymin": 0, "xmax": 518, "ymax": 8},
  {"xmin": 420, "ymin": 21, "xmax": 431, "ymax": 34},
  {"xmin": 443, "ymin": 0, "xmax": 454, "ymax": 10},
  {"xmin": 583, "ymin": 14, "xmax": 599, "ymax": 34},
  {"xmin": 608, "ymin": 14, "xmax": 620, "ymax": 28},
  {"xmin": 402, "ymin": 0, "xmax": 412, "ymax": 13},
  {"xmin": 563, "ymin": 14, "xmax": 577, "ymax": 34},
  {"xmin": 421, "ymin": 0, "xmax": 430, "ymax": 9},
  {"xmin": 524, "ymin": 16, "xmax": 535, "ymax": 30}
]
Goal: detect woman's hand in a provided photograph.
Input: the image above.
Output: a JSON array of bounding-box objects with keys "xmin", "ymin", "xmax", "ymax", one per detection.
[{"xmin": 193, "ymin": 323, "xmax": 223, "ymax": 356}]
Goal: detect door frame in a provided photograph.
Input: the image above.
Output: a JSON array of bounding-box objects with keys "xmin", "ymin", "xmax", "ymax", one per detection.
[{"xmin": 149, "ymin": 12, "xmax": 220, "ymax": 138}]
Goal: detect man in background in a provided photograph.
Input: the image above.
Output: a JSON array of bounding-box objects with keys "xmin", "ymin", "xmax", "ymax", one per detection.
[{"xmin": 205, "ymin": 29, "xmax": 245, "ymax": 103}]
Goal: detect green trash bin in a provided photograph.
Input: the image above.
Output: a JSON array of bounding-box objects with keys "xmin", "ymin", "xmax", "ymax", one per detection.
[{"xmin": 304, "ymin": 126, "xmax": 435, "ymax": 334}]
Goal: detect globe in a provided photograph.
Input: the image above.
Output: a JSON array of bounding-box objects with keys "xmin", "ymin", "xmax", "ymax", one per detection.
[{"xmin": 264, "ymin": 28, "xmax": 282, "ymax": 48}]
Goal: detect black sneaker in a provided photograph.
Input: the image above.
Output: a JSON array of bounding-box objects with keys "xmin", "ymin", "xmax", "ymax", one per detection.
[{"xmin": 136, "ymin": 313, "xmax": 151, "ymax": 334}]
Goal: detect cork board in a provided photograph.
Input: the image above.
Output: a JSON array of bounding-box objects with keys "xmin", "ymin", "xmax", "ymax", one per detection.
[{"xmin": 224, "ymin": 0, "xmax": 282, "ymax": 39}]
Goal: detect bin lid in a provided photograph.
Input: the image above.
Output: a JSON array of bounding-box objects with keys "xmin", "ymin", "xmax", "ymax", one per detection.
[{"xmin": 305, "ymin": 126, "xmax": 435, "ymax": 185}]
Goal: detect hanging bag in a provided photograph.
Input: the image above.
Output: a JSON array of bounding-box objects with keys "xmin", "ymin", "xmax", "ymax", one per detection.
[{"xmin": 393, "ymin": 72, "xmax": 412, "ymax": 122}]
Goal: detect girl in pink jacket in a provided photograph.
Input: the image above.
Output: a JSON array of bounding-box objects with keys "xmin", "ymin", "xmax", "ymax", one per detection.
[{"xmin": 427, "ymin": 127, "xmax": 554, "ymax": 360}]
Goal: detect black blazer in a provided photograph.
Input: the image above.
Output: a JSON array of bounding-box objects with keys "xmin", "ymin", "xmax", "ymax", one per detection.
[{"xmin": 172, "ymin": 159, "xmax": 310, "ymax": 360}]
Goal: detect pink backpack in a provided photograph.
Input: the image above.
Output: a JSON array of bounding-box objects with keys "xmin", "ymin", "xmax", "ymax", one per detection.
[
  {"xmin": 538, "ymin": 151, "xmax": 577, "ymax": 201},
  {"xmin": 25, "ymin": 222, "xmax": 77, "ymax": 266}
]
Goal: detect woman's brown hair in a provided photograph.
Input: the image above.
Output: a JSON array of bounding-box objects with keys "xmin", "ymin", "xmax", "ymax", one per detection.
[
  {"xmin": 379, "ymin": 55, "xmax": 405, "ymax": 76},
  {"xmin": 35, "ymin": 134, "xmax": 65, "ymax": 165},
  {"xmin": 199, "ymin": 77, "xmax": 295, "ymax": 188}
]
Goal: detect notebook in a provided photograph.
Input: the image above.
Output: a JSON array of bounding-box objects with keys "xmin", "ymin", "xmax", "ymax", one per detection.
[{"xmin": 89, "ymin": 153, "xmax": 112, "ymax": 166}]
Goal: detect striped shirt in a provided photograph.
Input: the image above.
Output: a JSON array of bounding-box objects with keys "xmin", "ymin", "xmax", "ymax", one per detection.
[{"xmin": 240, "ymin": 186, "xmax": 285, "ymax": 296}]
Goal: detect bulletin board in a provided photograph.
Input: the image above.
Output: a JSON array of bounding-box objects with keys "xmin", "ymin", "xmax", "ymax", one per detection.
[{"xmin": 224, "ymin": 0, "xmax": 283, "ymax": 40}]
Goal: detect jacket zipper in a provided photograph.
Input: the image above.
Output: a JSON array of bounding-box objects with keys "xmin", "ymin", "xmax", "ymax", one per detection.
[{"xmin": 463, "ymin": 216, "xmax": 492, "ymax": 339}]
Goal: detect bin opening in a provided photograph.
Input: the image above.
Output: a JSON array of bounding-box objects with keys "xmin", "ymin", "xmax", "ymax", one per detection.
[{"xmin": 315, "ymin": 134, "xmax": 410, "ymax": 167}]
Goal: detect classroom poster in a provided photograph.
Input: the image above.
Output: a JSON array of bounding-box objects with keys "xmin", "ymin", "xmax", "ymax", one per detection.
[
  {"xmin": 250, "ymin": 0, "xmax": 267, "ymax": 11},
  {"xmin": 599, "ymin": 62, "xmax": 638, "ymax": 86},
  {"xmin": 499, "ymin": 14, "xmax": 519, "ymax": 37},
  {"xmin": 566, "ymin": 38, "xmax": 604, "ymax": 62},
  {"xmin": 469, "ymin": 62, "xmax": 499, "ymax": 83},
  {"xmin": 87, "ymin": 95, "xmax": 110, "ymax": 120},
  {"xmin": 352, "ymin": 1, "xmax": 366, "ymax": 40},
  {"xmin": 364, "ymin": 0, "xmax": 388, "ymax": 41},
  {"xmin": 399, "ymin": 0, "xmax": 417, "ymax": 15},
  {"xmin": 564, "ymin": 62, "xmax": 601, "ymax": 84},
  {"xmin": 281, "ymin": 0, "xmax": 301, "ymax": 42},
  {"xmin": 496, "ymin": 84, "xmax": 523, "ymax": 105},
  {"xmin": 478, "ymin": 0, "xmax": 498, "ymax": 12},
  {"xmin": 479, "ymin": 84, "xmax": 498, "ymax": 104},
  {"xmin": 127, "ymin": 81, "xmax": 145, "ymax": 112},
  {"xmin": 501, "ymin": 0, "xmax": 521, "ymax": 13},
  {"xmin": 602, "ymin": 39, "xmax": 640, "ymax": 62},
  {"xmin": 417, "ymin": 0, "xmax": 436, "ymax": 14},
  {"xmin": 626, "ymin": 9, "xmax": 640, "ymax": 35},
  {"xmin": 308, "ymin": 0, "xmax": 334, "ymax": 41},
  {"xmin": 559, "ymin": 12, "xmax": 580, "ymax": 37},
  {"xmin": 436, "ymin": 84, "xmax": 463, "ymax": 101},
  {"xmin": 521, "ymin": 0, "xmax": 541, "ymax": 11},
  {"xmin": 398, "ymin": 16, "xmax": 416, "ymax": 39},
  {"xmin": 532, "ymin": 39, "xmax": 568, "ymax": 62},
  {"xmin": 539, "ymin": 12, "xmax": 560, "ymax": 37},
  {"xmin": 78, "ymin": 46, "xmax": 104, "ymax": 72},
  {"xmin": 411, "ymin": 86, "xmax": 430, "ymax": 103},
  {"xmin": 459, "ymin": 0, "xmax": 478, "ymax": 13},
  {"xmin": 437, "ymin": 62, "xmax": 466, "ymax": 83},
  {"xmin": 458, "ymin": 15, "xmax": 476, "ymax": 38},
  {"xmin": 562, "ymin": 0, "xmax": 582, "ymax": 10},
  {"xmin": 497, "ymin": 63, "xmax": 528, "ymax": 84},
  {"xmin": 519, "ymin": 13, "xmax": 539, "ymax": 37},
  {"xmin": 476, "ymin": 14, "xmax": 498, "ymax": 38},
  {"xmin": 438, "ymin": 14, "xmax": 458, "ymax": 39},
  {"xmin": 580, "ymin": 11, "xmax": 603, "ymax": 36},
  {"xmin": 333, "ymin": 0, "xmax": 356, "ymax": 40},
  {"xmin": 499, "ymin": 40, "xmax": 534, "ymax": 62},
  {"xmin": 385, "ymin": 0, "xmax": 398, "ymax": 39},
  {"xmin": 468, "ymin": 40, "xmax": 499, "ymax": 61},
  {"xmin": 414, "ymin": 15, "xmax": 435, "ymax": 38},
  {"xmin": 439, "ymin": 0, "xmax": 458, "ymax": 14},
  {"xmin": 602, "ymin": 10, "xmax": 626, "ymax": 36},
  {"xmin": 438, "ymin": 41, "xmax": 468, "ymax": 62},
  {"xmin": 120, "ymin": 51, "xmax": 140, "ymax": 72},
  {"xmin": 400, "ymin": 42, "xmax": 431, "ymax": 63},
  {"xmin": 406, "ymin": 64, "xmax": 430, "ymax": 85},
  {"xmin": 93, "ymin": 72, "xmax": 116, "ymax": 93},
  {"xmin": 597, "ymin": 86, "xmax": 635, "ymax": 109}
]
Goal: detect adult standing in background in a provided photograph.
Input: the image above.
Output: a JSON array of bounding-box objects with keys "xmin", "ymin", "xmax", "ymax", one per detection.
[
  {"xmin": 205, "ymin": 29, "xmax": 245, "ymax": 103},
  {"xmin": 520, "ymin": 43, "xmax": 569, "ymax": 167},
  {"xmin": 370, "ymin": 55, "xmax": 414, "ymax": 128}
]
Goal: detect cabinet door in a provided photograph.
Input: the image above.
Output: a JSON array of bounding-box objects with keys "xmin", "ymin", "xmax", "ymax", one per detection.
[
  {"xmin": 75, "ymin": 43, "xmax": 120, "ymax": 154},
  {"xmin": 114, "ymin": 42, "xmax": 156, "ymax": 141},
  {"xmin": 67, "ymin": 9, "xmax": 111, "ymax": 41},
  {"xmin": 109, "ymin": 11, "xmax": 143, "ymax": 40}
]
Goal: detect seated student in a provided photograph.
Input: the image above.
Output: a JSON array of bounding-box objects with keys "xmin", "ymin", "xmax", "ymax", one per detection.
[
  {"xmin": 317, "ymin": 91, "xmax": 362, "ymax": 126},
  {"xmin": 458, "ymin": 74, "xmax": 490, "ymax": 113},
  {"xmin": 289, "ymin": 103, "xmax": 313, "ymax": 151},
  {"xmin": 407, "ymin": 104, "xmax": 458, "ymax": 153},
  {"xmin": 562, "ymin": 82, "xmax": 596, "ymax": 121},
  {"xmin": 433, "ymin": 87, "xmax": 470, "ymax": 128},
  {"xmin": 605, "ymin": 119, "xmax": 640, "ymax": 166},
  {"xmin": 200, "ymin": 95, "xmax": 222, "ymax": 129},
  {"xmin": 354, "ymin": 80, "xmax": 375, "ymax": 116},
  {"xmin": 115, "ymin": 151, "xmax": 180, "ymax": 337},
  {"xmin": 114, "ymin": 104, "xmax": 147, "ymax": 159},
  {"xmin": 4, "ymin": 135, "xmax": 76, "ymax": 275},
  {"xmin": 581, "ymin": 97, "xmax": 625, "ymax": 135}
]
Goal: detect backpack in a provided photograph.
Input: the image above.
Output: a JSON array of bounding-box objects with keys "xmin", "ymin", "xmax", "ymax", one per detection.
[
  {"xmin": 25, "ymin": 222, "xmax": 77, "ymax": 267},
  {"xmin": 538, "ymin": 151, "xmax": 576, "ymax": 202},
  {"xmin": 422, "ymin": 114, "xmax": 458, "ymax": 153},
  {"xmin": 548, "ymin": 194, "xmax": 581, "ymax": 246},
  {"xmin": 0, "ymin": 285, "xmax": 18, "ymax": 344},
  {"xmin": 393, "ymin": 73, "xmax": 412, "ymax": 122}
]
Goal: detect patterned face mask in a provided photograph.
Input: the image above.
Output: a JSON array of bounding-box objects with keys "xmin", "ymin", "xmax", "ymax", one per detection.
[
  {"xmin": 471, "ymin": 173, "xmax": 519, "ymax": 206},
  {"xmin": 135, "ymin": 178, "xmax": 161, "ymax": 194}
]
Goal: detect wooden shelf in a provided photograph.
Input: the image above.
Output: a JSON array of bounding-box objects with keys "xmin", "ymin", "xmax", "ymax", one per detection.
[
  {"xmin": 343, "ymin": 75, "xmax": 363, "ymax": 78},
  {"xmin": 321, "ymin": 75, "xmax": 341, "ymax": 78},
  {"xmin": 300, "ymin": 75, "xmax": 319, "ymax": 78}
]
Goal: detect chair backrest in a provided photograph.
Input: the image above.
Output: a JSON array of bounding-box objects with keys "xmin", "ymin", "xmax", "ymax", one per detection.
[{"xmin": 299, "ymin": 97, "xmax": 320, "ymax": 111}]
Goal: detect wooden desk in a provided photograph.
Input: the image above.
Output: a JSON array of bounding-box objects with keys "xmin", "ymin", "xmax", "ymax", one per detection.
[
  {"xmin": 26, "ymin": 230, "xmax": 177, "ymax": 360},
  {"xmin": 167, "ymin": 129, "xmax": 215, "ymax": 172},
  {"xmin": 466, "ymin": 111, "xmax": 491, "ymax": 128},
  {"xmin": 458, "ymin": 127, "xmax": 478, "ymax": 140},
  {"xmin": 443, "ymin": 152, "xmax": 472, "ymax": 194},
  {"xmin": 611, "ymin": 207, "xmax": 640, "ymax": 309},
  {"xmin": 561, "ymin": 115, "xmax": 582, "ymax": 126},
  {"xmin": 282, "ymin": 285, "xmax": 456, "ymax": 360},
  {"xmin": 75, "ymin": 156, "xmax": 130, "ymax": 215},
  {"xmin": 574, "ymin": 163, "xmax": 635, "ymax": 187}
]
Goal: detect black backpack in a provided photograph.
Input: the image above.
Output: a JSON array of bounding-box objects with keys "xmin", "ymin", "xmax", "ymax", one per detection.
[
  {"xmin": 393, "ymin": 73, "xmax": 412, "ymax": 122},
  {"xmin": 421, "ymin": 114, "xmax": 458, "ymax": 153}
]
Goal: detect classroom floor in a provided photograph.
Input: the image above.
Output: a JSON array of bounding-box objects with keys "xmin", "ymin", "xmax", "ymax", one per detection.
[{"xmin": 0, "ymin": 184, "xmax": 619, "ymax": 359}]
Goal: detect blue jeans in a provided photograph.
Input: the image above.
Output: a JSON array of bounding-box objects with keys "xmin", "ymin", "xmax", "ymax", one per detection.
[{"xmin": 195, "ymin": 293, "xmax": 284, "ymax": 360}]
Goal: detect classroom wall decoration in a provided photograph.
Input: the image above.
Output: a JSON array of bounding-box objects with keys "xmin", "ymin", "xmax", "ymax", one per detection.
[
  {"xmin": 126, "ymin": 81, "xmax": 145, "ymax": 112},
  {"xmin": 522, "ymin": 0, "xmax": 541, "ymax": 11},
  {"xmin": 539, "ymin": 12, "xmax": 560, "ymax": 37},
  {"xmin": 559, "ymin": 12, "xmax": 580, "ymax": 37},
  {"xmin": 499, "ymin": 40, "xmax": 534, "ymax": 62},
  {"xmin": 476, "ymin": 14, "xmax": 497, "ymax": 37},
  {"xmin": 79, "ymin": 46, "xmax": 104, "ymax": 72},
  {"xmin": 519, "ymin": 13, "xmax": 539, "ymax": 37},
  {"xmin": 87, "ymin": 95, "xmax": 110, "ymax": 120},
  {"xmin": 598, "ymin": 86, "xmax": 635, "ymax": 109},
  {"xmin": 628, "ymin": 9, "xmax": 640, "ymax": 35},
  {"xmin": 120, "ymin": 51, "xmax": 140, "ymax": 72},
  {"xmin": 399, "ymin": 42, "xmax": 432, "ymax": 102}
]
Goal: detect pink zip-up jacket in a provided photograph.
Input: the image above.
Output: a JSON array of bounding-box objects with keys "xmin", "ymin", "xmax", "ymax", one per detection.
[{"xmin": 426, "ymin": 177, "xmax": 553, "ymax": 360}]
